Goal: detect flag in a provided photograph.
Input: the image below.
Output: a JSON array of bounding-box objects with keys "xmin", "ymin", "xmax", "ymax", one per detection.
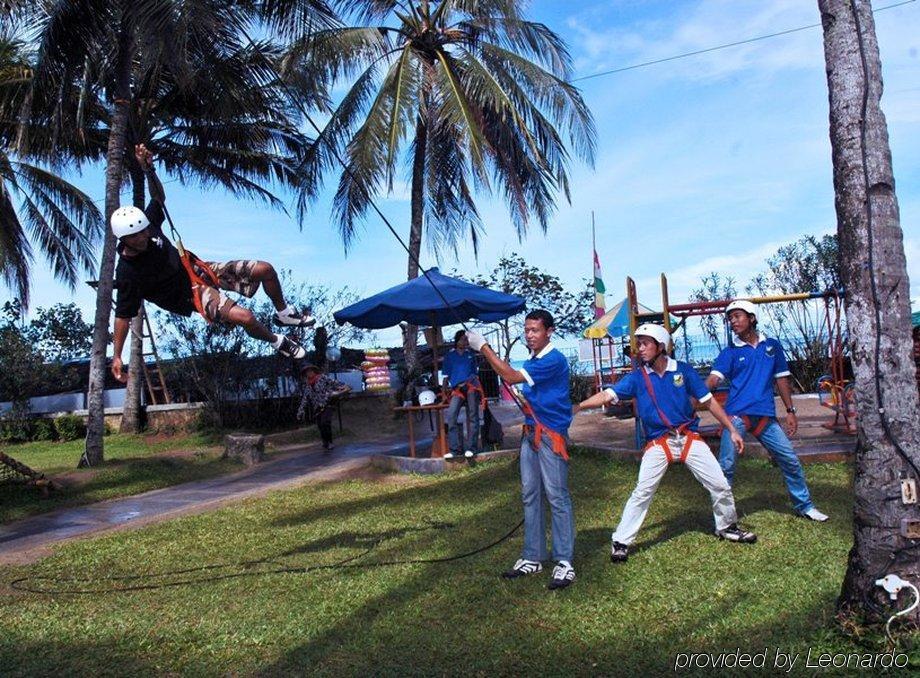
[{"xmin": 593, "ymin": 249, "xmax": 606, "ymax": 319}]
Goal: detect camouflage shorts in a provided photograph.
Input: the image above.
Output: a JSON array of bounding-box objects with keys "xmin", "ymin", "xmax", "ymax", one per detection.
[{"xmin": 192, "ymin": 259, "xmax": 262, "ymax": 323}]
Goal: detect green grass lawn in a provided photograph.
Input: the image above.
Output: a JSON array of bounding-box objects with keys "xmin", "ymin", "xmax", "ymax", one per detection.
[
  {"xmin": 0, "ymin": 432, "xmax": 241, "ymax": 524},
  {"xmin": 1, "ymin": 451, "xmax": 913, "ymax": 676}
]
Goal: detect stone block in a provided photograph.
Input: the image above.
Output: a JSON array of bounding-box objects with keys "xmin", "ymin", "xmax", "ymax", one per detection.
[{"xmin": 223, "ymin": 433, "xmax": 265, "ymax": 466}]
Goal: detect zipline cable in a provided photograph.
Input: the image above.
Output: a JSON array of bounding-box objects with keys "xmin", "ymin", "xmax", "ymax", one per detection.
[{"xmin": 570, "ymin": 0, "xmax": 915, "ymax": 84}]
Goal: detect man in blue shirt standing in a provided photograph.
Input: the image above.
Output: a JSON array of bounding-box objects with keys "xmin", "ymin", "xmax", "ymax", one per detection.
[
  {"xmin": 577, "ymin": 323, "xmax": 756, "ymax": 562},
  {"xmin": 442, "ymin": 330, "xmax": 482, "ymax": 460},
  {"xmin": 706, "ymin": 300, "xmax": 828, "ymax": 522},
  {"xmin": 466, "ymin": 310, "xmax": 576, "ymax": 590}
]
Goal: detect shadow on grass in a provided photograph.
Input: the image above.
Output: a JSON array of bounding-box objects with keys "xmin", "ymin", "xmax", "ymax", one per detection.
[
  {"xmin": 1, "ymin": 453, "xmax": 865, "ymax": 675},
  {"xmin": 0, "ymin": 638, "xmax": 162, "ymax": 677}
]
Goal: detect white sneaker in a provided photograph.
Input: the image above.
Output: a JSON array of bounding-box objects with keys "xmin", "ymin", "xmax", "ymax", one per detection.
[
  {"xmin": 443, "ymin": 452, "xmax": 455, "ymax": 460},
  {"xmin": 275, "ymin": 308, "xmax": 316, "ymax": 328},
  {"xmin": 801, "ymin": 507, "xmax": 829, "ymax": 522},
  {"xmin": 275, "ymin": 336, "xmax": 306, "ymax": 360},
  {"xmin": 548, "ymin": 561, "xmax": 576, "ymax": 590},
  {"xmin": 502, "ymin": 558, "xmax": 542, "ymax": 579},
  {"xmin": 464, "ymin": 450, "xmax": 474, "ymax": 459}
]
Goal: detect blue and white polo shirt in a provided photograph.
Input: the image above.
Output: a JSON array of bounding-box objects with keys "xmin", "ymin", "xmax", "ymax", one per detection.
[
  {"xmin": 441, "ymin": 349, "xmax": 477, "ymax": 387},
  {"xmin": 606, "ymin": 358, "xmax": 712, "ymax": 440},
  {"xmin": 711, "ymin": 333, "xmax": 790, "ymax": 417},
  {"xmin": 519, "ymin": 343, "xmax": 572, "ymax": 436}
]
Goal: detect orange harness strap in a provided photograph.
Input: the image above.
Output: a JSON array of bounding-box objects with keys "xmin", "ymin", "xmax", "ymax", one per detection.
[
  {"xmin": 717, "ymin": 415, "xmax": 772, "ymax": 439},
  {"xmin": 450, "ymin": 378, "xmax": 487, "ymax": 411},
  {"xmin": 178, "ymin": 247, "xmax": 220, "ymax": 323},
  {"xmin": 644, "ymin": 430, "xmax": 702, "ymax": 464},
  {"xmin": 741, "ymin": 415, "xmax": 771, "ymax": 438},
  {"xmin": 502, "ymin": 381, "xmax": 569, "ymax": 461},
  {"xmin": 522, "ymin": 423, "xmax": 569, "ymax": 461}
]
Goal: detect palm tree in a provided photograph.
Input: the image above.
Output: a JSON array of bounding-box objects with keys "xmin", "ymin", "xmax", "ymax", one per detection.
[
  {"xmin": 115, "ymin": 39, "xmax": 319, "ymax": 433},
  {"xmin": 0, "ymin": 34, "xmax": 103, "ymax": 310},
  {"xmin": 818, "ymin": 0, "xmax": 920, "ymax": 621},
  {"xmin": 290, "ymin": 0, "xmax": 596, "ymax": 369},
  {"xmin": 10, "ymin": 0, "xmax": 337, "ymax": 464}
]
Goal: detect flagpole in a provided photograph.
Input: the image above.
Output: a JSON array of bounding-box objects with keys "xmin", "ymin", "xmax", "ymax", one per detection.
[
  {"xmin": 592, "ymin": 211, "xmax": 597, "ymax": 309},
  {"xmin": 591, "ymin": 212, "xmax": 600, "ymax": 391}
]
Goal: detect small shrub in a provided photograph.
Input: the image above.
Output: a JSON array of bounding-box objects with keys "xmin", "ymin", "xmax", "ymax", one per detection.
[
  {"xmin": 30, "ymin": 418, "xmax": 58, "ymax": 441},
  {"xmin": 55, "ymin": 414, "xmax": 86, "ymax": 441},
  {"xmin": 0, "ymin": 418, "xmax": 30, "ymax": 443}
]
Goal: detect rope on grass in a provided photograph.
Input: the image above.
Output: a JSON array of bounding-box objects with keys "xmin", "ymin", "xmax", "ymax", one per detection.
[{"xmin": 10, "ymin": 516, "xmax": 523, "ymax": 595}]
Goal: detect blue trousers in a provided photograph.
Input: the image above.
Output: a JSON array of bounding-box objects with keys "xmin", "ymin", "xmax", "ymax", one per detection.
[
  {"xmin": 719, "ymin": 416, "xmax": 815, "ymax": 513},
  {"xmin": 519, "ymin": 431, "xmax": 575, "ymax": 563},
  {"xmin": 446, "ymin": 390, "xmax": 481, "ymax": 454}
]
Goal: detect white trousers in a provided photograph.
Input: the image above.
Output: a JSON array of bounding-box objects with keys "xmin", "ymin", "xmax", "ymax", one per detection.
[{"xmin": 611, "ymin": 437, "xmax": 738, "ymax": 545}]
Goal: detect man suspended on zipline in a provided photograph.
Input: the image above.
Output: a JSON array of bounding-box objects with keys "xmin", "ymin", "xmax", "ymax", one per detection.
[{"xmin": 110, "ymin": 144, "xmax": 313, "ymax": 382}]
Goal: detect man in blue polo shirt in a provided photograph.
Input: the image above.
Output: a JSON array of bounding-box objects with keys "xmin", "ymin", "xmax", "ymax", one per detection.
[
  {"xmin": 441, "ymin": 330, "xmax": 482, "ymax": 460},
  {"xmin": 576, "ymin": 323, "xmax": 756, "ymax": 562},
  {"xmin": 466, "ymin": 310, "xmax": 576, "ymax": 590},
  {"xmin": 706, "ymin": 300, "xmax": 828, "ymax": 522}
]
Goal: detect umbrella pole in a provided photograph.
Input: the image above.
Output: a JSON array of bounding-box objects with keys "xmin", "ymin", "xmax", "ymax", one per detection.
[
  {"xmin": 431, "ymin": 332, "xmax": 440, "ymax": 386},
  {"xmin": 430, "ymin": 314, "xmax": 440, "ymax": 388}
]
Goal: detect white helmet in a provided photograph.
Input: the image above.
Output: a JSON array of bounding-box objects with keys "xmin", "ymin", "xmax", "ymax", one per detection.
[
  {"xmin": 634, "ymin": 323, "xmax": 671, "ymax": 347},
  {"xmin": 725, "ymin": 299, "xmax": 757, "ymax": 317},
  {"xmin": 418, "ymin": 389, "xmax": 436, "ymax": 406},
  {"xmin": 111, "ymin": 206, "xmax": 150, "ymax": 239}
]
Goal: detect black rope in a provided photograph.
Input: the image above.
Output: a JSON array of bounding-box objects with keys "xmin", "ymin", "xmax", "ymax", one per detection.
[{"xmin": 9, "ymin": 516, "xmax": 524, "ymax": 595}]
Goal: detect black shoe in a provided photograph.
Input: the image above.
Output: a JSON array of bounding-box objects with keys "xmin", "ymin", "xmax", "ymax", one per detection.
[
  {"xmin": 275, "ymin": 336, "xmax": 306, "ymax": 360},
  {"xmin": 716, "ymin": 523, "xmax": 757, "ymax": 543},
  {"xmin": 610, "ymin": 541, "xmax": 629, "ymax": 563},
  {"xmin": 501, "ymin": 559, "xmax": 542, "ymax": 579},
  {"xmin": 275, "ymin": 308, "xmax": 316, "ymax": 328},
  {"xmin": 548, "ymin": 561, "xmax": 576, "ymax": 590},
  {"xmin": 322, "ymin": 442, "xmax": 334, "ymax": 453}
]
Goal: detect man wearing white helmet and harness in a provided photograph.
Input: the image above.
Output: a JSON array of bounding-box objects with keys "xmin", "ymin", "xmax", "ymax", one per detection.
[
  {"xmin": 706, "ymin": 300, "xmax": 828, "ymax": 522},
  {"xmin": 576, "ymin": 323, "xmax": 756, "ymax": 562},
  {"xmin": 109, "ymin": 145, "xmax": 313, "ymax": 383}
]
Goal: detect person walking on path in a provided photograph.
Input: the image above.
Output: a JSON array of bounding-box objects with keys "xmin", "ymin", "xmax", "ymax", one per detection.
[
  {"xmin": 576, "ymin": 323, "xmax": 757, "ymax": 563},
  {"xmin": 705, "ymin": 300, "xmax": 829, "ymax": 522},
  {"xmin": 296, "ymin": 363, "xmax": 350, "ymax": 452},
  {"xmin": 110, "ymin": 144, "xmax": 314, "ymax": 383},
  {"xmin": 467, "ymin": 310, "xmax": 577, "ymax": 590}
]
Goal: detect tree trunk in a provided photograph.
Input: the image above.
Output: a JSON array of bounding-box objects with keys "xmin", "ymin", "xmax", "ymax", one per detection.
[
  {"xmin": 819, "ymin": 0, "xmax": 920, "ymax": 621},
  {"xmin": 403, "ymin": 115, "xmax": 428, "ymax": 377},
  {"xmin": 119, "ymin": 162, "xmax": 147, "ymax": 434},
  {"xmin": 81, "ymin": 21, "xmax": 134, "ymax": 467},
  {"xmin": 119, "ymin": 311, "xmax": 145, "ymax": 433}
]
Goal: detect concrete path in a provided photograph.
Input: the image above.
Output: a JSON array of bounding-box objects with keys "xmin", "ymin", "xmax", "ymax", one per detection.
[{"xmin": 0, "ymin": 435, "xmax": 430, "ymax": 563}]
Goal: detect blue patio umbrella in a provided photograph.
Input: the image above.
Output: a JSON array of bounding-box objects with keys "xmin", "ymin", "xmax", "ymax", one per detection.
[{"xmin": 333, "ymin": 267, "xmax": 526, "ymax": 329}]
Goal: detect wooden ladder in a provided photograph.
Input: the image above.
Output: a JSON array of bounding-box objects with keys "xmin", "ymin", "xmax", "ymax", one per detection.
[{"xmin": 137, "ymin": 305, "xmax": 172, "ymax": 405}]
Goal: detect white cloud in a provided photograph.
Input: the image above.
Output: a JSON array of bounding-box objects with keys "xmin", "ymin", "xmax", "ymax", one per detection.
[{"xmin": 567, "ymin": 0, "xmax": 822, "ymax": 85}]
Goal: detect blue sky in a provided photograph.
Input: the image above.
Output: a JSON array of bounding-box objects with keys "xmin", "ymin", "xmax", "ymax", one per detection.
[{"xmin": 12, "ymin": 0, "xmax": 920, "ymax": 352}]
